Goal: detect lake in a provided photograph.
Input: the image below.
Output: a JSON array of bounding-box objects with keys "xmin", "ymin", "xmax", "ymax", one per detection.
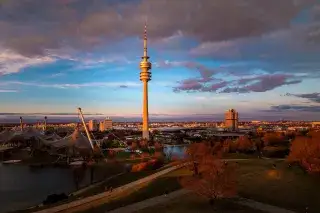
[
  {"xmin": 0, "ymin": 145, "xmax": 187, "ymax": 213},
  {"xmin": 0, "ymin": 163, "xmax": 122, "ymax": 213}
]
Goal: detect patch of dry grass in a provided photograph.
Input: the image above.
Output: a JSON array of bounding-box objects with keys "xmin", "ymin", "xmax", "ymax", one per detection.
[
  {"xmin": 135, "ymin": 193, "xmax": 263, "ymax": 213},
  {"xmin": 236, "ymin": 160, "xmax": 320, "ymax": 213}
]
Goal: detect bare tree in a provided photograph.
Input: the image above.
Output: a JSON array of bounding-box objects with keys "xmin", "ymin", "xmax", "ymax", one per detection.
[{"xmin": 180, "ymin": 154, "xmax": 237, "ymax": 205}]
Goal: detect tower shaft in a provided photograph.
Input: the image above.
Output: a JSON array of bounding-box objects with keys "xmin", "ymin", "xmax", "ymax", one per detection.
[{"xmin": 142, "ymin": 80, "xmax": 149, "ymax": 140}]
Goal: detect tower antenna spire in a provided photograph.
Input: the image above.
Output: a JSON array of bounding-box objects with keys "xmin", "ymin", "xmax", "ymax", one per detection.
[{"xmin": 143, "ymin": 19, "xmax": 148, "ymax": 59}]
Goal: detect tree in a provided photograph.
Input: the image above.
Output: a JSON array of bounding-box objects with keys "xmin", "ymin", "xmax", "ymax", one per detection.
[
  {"xmin": 140, "ymin": 152, "xmax": 150, "ymax": 161},
  {"xmin": 185, "ymin": 143, "xmax": 212, "ymax": 175},
  {"xmin": 287, "ymin": 132, "xmax": 320, "ymax": 174},
  {"xmin": 263, "ymin": 133, "xmax": 285, "ymax": 146},
  {"xmin": 222, "ymin": 139, "xmax": 232, "ymax": 153},
  {"xmin": 154, "ymin": 141, "xmax": 163, "ymax": 152},
  {"xmin": 180, "ymin": 154, "xmax": 237, "ymax": 205},
  {"xmin": 236, "ymin": 136, "xmax": 254, "ymax": 153},
  {"xmin": 154, "ymin": 151, "xmax": 164, "ymax": 159},
  {"xmin": 131, "ymin": 141, "xmax": 138, "ymax": 150},
  {"xmin": 186, "ymin": 143, "xmax": 209, "ymax": 175},
  {"xmin": 253, "ymin": 138, "xmax": 264, "ymax": 157},
  {"xmin": 139, "ymin": 139, "xmax": 148, "ymax": 150},
  {"xmin": 108, "ymin": 150, "xmax": 116, "ymax": 159}
]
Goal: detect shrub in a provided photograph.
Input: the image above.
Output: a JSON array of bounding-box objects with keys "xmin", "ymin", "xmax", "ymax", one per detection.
[
  {"xmin": 131, "ymin": 162, "xmax": 148, "ymax": 172},
  {"xmin": 147, "ymin": 159, "xmax": 164, "ymax": 170}
]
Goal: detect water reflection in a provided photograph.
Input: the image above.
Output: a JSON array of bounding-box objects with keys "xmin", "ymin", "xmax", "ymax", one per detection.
[
  {"xmin": 0, "ymin": 145, "xmax": 188, "ymax": 213},
  {"xmin": 0, "ymin": 164, "xmax": 75, "ymax": 213},
  {"xmin": 0, "ymin": 163, "xmax": 111, "ymax": 213},
  {"xmin": 163, "ymin": 145, "xmax": 188, "ymax": 159}
]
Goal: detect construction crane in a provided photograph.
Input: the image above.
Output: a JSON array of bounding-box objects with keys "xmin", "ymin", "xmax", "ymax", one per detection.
[{"xmin": 77, "ymin": 107, "xmax": 94, "ymax": 150}]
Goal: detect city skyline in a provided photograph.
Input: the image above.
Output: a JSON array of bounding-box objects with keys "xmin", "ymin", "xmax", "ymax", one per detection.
[{"xmin": 0, "ymin": 0, "xmax": 319, "ymax": 120}]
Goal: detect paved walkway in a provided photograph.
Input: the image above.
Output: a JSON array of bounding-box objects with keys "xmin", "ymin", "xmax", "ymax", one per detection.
[
  {"xmin": 236, "ymin": 197, "xmax": 296, "ymax": 213},
  {"xmin": 107, "ymin": 190, "xmax": 297, "ymax": 213}
]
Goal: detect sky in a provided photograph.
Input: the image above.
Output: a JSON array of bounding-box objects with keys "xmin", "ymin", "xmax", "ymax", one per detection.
[{"xmin": 0, "ymin": 0, "xmax": 319, "ymax": 121}]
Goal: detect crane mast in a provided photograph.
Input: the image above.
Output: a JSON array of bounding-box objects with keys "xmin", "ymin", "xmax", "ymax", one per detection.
[{"xmin": 77, "ymin": 107, "xmax": 94, "ymax": 150}]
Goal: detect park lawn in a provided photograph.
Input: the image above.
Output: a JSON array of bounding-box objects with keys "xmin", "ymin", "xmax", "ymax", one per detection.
[
  {"xmin": 170, "ymin": 160, "xmax": 320, "ymax": 213},
  {"xmin": 236, "ymin": 159, "xmax": 320, "ymax": 213},
  {"xmin": 91, "ymin": 159, "xmax": 320, "ymax": 213},
  {"xmin": 136, "ymin": 193, "xmax": 264, "ymax": 213},
  {"xmin": 81, "ymin": 167, "xmax": 263, "ymax": 213},
  {"xmin": 80, "ymin": 176, "xmax": 182, "ymax": 213}
]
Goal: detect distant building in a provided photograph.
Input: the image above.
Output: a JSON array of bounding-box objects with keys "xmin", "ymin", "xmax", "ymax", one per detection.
[
  {"xmin": 312, "ymin": 121, "xmax": 320, "ymax": 128},
  {"xmin": 225, "ymin": 109, "xmax": 239, "ymax": 131},
  {"xmin": 99, "ymin": 117, "xmax": 113, "ymax": 132},
  {"xmin": 251, "ymin": 120, "xmax": 261, "ymax": 124},
  {"xmin": 88, "ymin": 119, "xmax": 98, "ymax": 131}
]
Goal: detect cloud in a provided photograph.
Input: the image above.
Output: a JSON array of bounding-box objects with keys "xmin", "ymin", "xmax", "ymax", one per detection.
[
  {"xmin": 270, "ymin": 104, "xmax": 320, "ymax": 112},
  {"xmin": 173, "ymin": 79, "xmax": 203, "ymax": 92},
  {"xmin": 0, "ymin": 80, "xmax": 172, "ymax": 89},
  {"xmin": 225, "ymin": 74, "xmax": 302, "ymax": 93},
  {"xmin": 49, "ymin": 73, "xmax": 65, "ymax": 78},
  {"xmin": 311, "ymin": 4, "xmax": 320, "ymax": 21},
  {"xmin": 194, "ymin": 95, "xmax": 231, "ymax": 101},
  {"xmin": 173, "ymin": 73, "xmax": 303, "ymax": 93},
  {"xmin": 190, "ymin": 22, "xmax": 320, "ymax": 61},
  {"xmin": 0, "ymin": 0, "xmax": 316, "ymax": 57},
  {"xmin": 189, "ymin": 22, "xmax": 320, "ymax": 82},
  {"xmin": 0, "ymin": 49, "xmax": 54, "ymax": 75},
  {"xmin": 0, "ymin": 89, "xmax": 18, "ymax": 93},
  {"xmin": 156, "ymin": 60, "xmax": 216, "ymax": 82},
  {"xmin": 285, "ymin": 92, "xmax": 320, "ymax": 103},
  {"xmin": 0, "ymin": 81, "xmax": 140, "ymax": 89}
]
